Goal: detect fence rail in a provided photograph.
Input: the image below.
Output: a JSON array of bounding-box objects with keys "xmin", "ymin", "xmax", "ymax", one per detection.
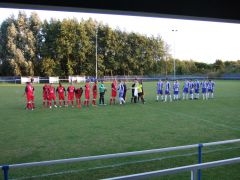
[
  {"xmin": 105, "ymin": 157, "xmax": 240, "ymax": 180},
  {"xmin": 0, "ymin": 75, "xmax": 240, "ymax": 84},
  {"xmin": 1, "ymin": 139, "xmax": 240, "ymax": 180}
]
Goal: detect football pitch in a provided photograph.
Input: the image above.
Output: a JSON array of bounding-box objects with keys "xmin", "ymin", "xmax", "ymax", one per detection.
[{"xmin": 0, "ymin": 80, "xmax": 239, "ymax": 180}]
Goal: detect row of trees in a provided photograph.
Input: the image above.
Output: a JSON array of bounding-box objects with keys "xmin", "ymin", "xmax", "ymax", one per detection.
[{"xmin": 0, "ymin": 11, "xmax": 239, "ymax": 77}]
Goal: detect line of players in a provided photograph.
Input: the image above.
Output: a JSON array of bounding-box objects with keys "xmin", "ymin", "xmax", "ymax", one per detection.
[
  {"xmin": 40, "ymin": 79, "xmax": 143, "ymax": 109},
  {"xmin": 42, "ymin": 80, "xmax": 97, "ymax": 109},
  {"xmin": 24, "ymin": 79, "xmax": 215, "ymax": 110},
  {"xmin": 24, "ymin": 79, "xmax": 123, "ymax": 110},
  {"xmin": 156, "ymin": 79, "xmax": 215, "ymax": 102}
]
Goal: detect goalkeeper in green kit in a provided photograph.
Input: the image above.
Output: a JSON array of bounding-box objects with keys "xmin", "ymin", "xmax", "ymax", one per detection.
[{"xmin": 99, "ymin": 80, "xmax": 107, "ymax": 105}]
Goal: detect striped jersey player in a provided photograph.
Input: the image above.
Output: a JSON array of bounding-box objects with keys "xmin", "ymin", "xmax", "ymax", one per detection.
[
  {"xmin": 194, "ymin": 80, "xmax": 200, "ymax": 99},
  {"xmin": 182, "ymin": 79, "xmax": 189, "ymax": 100},
  {"xmin": 173, "ymin": 80, "xmax": 180, "ymax": 100},
  {"xmin": 201, "ymin": 80, "xmax": 208, "ymax": 100},
  {"xmin": 156, "ymin": 79, "xmax": 164, "ymax": 101},
  {"xmin": 189, "ymin": 80, "xmax": 194, "ymax": 100},
  {"xmin": 207, "ymin": 80, "xmax": 215, "ymax": 99},
  {"xmin": 164, "ymin": 80, "xmax": 172, "ymax": 102}
]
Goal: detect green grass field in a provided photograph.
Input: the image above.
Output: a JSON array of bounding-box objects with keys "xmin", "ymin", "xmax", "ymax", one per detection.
[{"xmin": 0, "ymin": 80, "xmax": 239, "ymax": 180}]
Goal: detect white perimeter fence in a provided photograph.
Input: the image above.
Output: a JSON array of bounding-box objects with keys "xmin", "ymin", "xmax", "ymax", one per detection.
[{"xmin": 0, "ymin": 74, "xmax": 240, "ymax": 84}]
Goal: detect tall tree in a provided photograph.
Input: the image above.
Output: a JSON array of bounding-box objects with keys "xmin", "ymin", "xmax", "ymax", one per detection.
[
  {"xmin": 29, "ymin": 12, "xmax": 43, "ymax": 75},
  {"xmin": 40, "ymin": 19, "xmax": 62, "ymax": 76},
  {"xmin": 213, "ymin": 59, "xmax": 225, "ymax": 72}
]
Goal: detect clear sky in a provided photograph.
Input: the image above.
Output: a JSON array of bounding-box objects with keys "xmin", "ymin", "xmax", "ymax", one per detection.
[{"xmin": 1, "ymin": 7, "xmax": 240, "ymax": 64}]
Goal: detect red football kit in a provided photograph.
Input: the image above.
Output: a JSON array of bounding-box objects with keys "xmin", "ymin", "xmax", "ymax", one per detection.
[
  {"xmin": 92, "ymin": 83, "xmax": 97, "ymax": 99},
  {"xmin": 48, "ymin": 86, "xmax": 56, "ymax": 101},
  {"xmin": 75, "ymin": 88, "xmax": 83, "ymax": 99},
  {"xmin": 25, "ymin": 84, "xmax": 34, "ymax": 101},
  {"xmin": 43, "ymin": 84, "xmax": 49, "ymax": 101},
  {"xmin": 57, "ymin": 86, "xmax": 65, "ymax": 100},
  {"xmin": 85, "ymin": 83, "xmax": 90, "ymax": 100},
  {"xmin": 110, "ymin": 80, "xmax": 117, "ymax": 105},
  {"xmin": 67, "ymin": 85, "xmax": 75, "ymax": 101},
  {"xmin": 75, "ymin": 87, "xmax": 83, "ymax": 108},
  {"xmin": 111, "ymin": 81, "xmax": 117, "ymax": 97},
  {"xmin": 25, "ymin": 83, "xmax": 35, "ymax": 109},
  {"xmin": 92, "ymin": 82, "xmax": 97, "ymax": 106}
]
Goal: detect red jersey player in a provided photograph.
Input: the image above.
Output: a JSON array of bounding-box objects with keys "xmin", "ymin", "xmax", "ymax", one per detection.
[
  {"xmin": 84, "ymin": 80, "xmax": 90, "ymax": 107},
  {"xmin": 110, "ymin": 79, "xmax": 117, "ymax": 105},
  {"xmin": 92, "ymin": 80, "xmax": 98, "ymax": 106},
  {"xmin": 47, "ymin": 83, "xmax": 57, "ymax": 108},
  {"xmin": 42, "ymin": 83, "xmax": 49, "ymax": 108},
  {"xmin": 56, "ymin": 83, "xmax": 66, "ymax": 107},
  {"xmin": 67, "ymin": 83, "xmax": 75, "ymax": 107},
  {"xmin": 75, "ymin": 87, "xmax": 83, "ymax": 108},
  {"xmin": 24, "ymin": 82, "xmax": 35, "ymax": 110}
]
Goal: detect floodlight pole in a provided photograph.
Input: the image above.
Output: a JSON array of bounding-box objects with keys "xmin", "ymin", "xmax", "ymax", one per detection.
[
  {"xmin": 95, "ymin": 26, "xmax": 98, "ymax": 80},
  {"xmin": 172, "ymin": 29, "xmax": 178, "ymax": 80}
]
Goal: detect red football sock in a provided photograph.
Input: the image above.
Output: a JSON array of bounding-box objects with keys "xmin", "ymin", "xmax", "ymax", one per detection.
[
  {"xmin": 28, "ymin": 102, "xmax": 32, "ymax": 109},
  {"xmin": 79, "ymin": 99, "xmax": 82, "ymax": 108}
]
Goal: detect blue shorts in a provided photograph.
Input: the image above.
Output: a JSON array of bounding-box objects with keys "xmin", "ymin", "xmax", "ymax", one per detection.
[
  {"xmin": 165, "ymin": 90, "xmax": 170, "ymax": 95},
  {"xmin": 157, "ymin": 90, "xmax": 163, "ymax": 95},
  {"xmin": 174, "ymin": 91, "xmax": 179, "ymax": 95},
  {"xmin": 190, "ymin": 89, "xmax": 193, "ymax": 94},
  {"xmin": 208, "ymin": 89, "xmax": 213, "ymax": 93},
  {"xmin": 119, "ymin": 92, "xmax": 124, "ymax": 98},
  {"xmin": 195, "ymin": 89, "xmax": 199, "ymax": 93},
  {"xmin": 183, "ymin": 88, "xmax": 188, "ymax": 93},
  {"xmin": 202, "ymin": 88, "xmax": 206, "ymax": 93}
]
